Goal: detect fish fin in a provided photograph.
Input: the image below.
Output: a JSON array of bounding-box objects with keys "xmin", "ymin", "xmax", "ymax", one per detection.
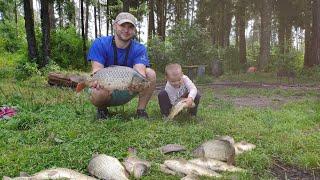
[
  {"xmin": 2, "ymin": 176, "xmax": 12, "ymax": 180},
  {"xmin": 76, "ymin": 82, "xmax": 86, "ymax": 93},
  {"xmin": 19, "ymin": 172, "xmax": 31, "ymax": 177}
]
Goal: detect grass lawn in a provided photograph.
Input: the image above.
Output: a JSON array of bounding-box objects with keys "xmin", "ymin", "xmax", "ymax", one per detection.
[{"xmin": 0, "ymin": 69, "xmax": 320, "ymax": 179}]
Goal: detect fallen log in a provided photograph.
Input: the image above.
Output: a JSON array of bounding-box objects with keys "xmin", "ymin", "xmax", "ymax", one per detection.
[{"xmin": 48, "ymin": 72, "xmax": 82, "ymax": 89}]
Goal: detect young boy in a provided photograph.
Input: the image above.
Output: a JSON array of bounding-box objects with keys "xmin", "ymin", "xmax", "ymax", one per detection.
[{"xmin": 158, "ymin": 63, "xmax": 201, "ymax": 117}]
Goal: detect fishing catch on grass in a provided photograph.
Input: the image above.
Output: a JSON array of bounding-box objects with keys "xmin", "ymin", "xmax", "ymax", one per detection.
[
  {"xmin": 75, "ymin": 66, "xmax": 150, "ymax": 93},
  {"xmin": 87, "ymin": 154, "xmax": 129, "ymax": 180},
  {"xmin": 168, "ymin": 100, "xmax": 195, "ymax": 119},
  {"xmin": 122, "ymin": 147, "xmax": 151, "ymax": 179},
  {"xmin": 3, "ymin": 168, "xmax": 97, "ymax": 180}
]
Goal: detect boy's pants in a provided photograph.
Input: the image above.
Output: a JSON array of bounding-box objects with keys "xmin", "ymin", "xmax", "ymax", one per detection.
[{"xmin": 157, "ymin": 90, "xmax": 201, "ymax": 117}]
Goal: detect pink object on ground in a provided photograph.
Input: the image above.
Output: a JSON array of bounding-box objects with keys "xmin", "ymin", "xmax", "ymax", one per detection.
[{"xmin": 0, "ymin": 106, "xmax": 17, "ymax": 119}]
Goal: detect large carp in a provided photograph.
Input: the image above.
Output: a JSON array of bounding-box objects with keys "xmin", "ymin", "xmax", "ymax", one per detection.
[
  {"xmin": 3, "ymin": 168, "xmax": 97, "ymax": 180},
  {"xmin": 192, "ymin": 138, "xmax": 236, "ymax": 165},
  {"xmin": 87, "ymin": 154, "xmax": 129, "ymax": 180},
  {"xmin": 76, "ymin": 66, "xmax": 150, "ymax": 92}
]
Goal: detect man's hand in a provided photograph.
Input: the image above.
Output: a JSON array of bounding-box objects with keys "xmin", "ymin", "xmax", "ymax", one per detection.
[
  {"xmin": 181, "ymin": 97, "xmax": 194, "ymax": 108},
  {"xmin": 128, "ymin": 83, "xmax": 145, "ymax": 92},
  {"xmin": 90, "ymin": 80, "xmax": 112, "ymax": 97}
]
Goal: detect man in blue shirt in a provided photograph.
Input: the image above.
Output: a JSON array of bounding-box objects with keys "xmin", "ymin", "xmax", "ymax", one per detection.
[{"xmin": 87, "ymin": 12, "xmax": 156, "ymax": 119}]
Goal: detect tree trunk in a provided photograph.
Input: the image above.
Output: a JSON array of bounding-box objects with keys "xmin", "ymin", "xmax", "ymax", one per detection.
[
  {"xmin": 94, "ymin": 5, "xmax": 97, "ymax": 38},
  {"xmin": 310, "ymin": 0, "xmax": 320, "ymax": 65},
  {"xmin": 14, "ymin": 0, "xmax": 18, "ymax": 35},
  {"xmin": 98, "ymin": 0, "xmax": 101, "ymax": 37},
  {"xmin": 80, "ymin": 0, "xmax": 87, "ymax": 65},
  {"xmin": 175, "ymin": 0, "xmax": 185, "ymax": 23},
  {"xmin": 23, "ymin": 0, "xmax": 38, "ymax": 61},
  {"xmin": 304, "ymin": 0, "xmax": 313, "ymax": 67},
  {"xmin": 224, "ymin": 2, "xmax": 232, "ymax": 47},
  {"xmin": 259, "ymin": 0, "xmax": 272, "ymax": 71},
  {"xmin": 40, "ymin": 0, "xmax": 51, "ymax": 68},
  {"xmin": 123, "ymin": 0, "xmax": 130, "ymax": 12},
  {"xmin": 148, "ymin": 0, "xmax": 155, "ymax": 40},
  {"xmin": 85, "ymin": 0, "xmax": 89, "ymax": 40},
  {"xmin": 106, "ymin": 1, "xmax": 109, "ymax": 35},
  {"xmin": 157, "ymin": 0, "xmax": 166, "ymax": 41},
  {"xmin": 57, "ymin": 0, "xmax": 63, "ymax": 28},
  {"xmin": 49, "ymin": 1, "xmax": 56, "ymax": 29},
  {"xmin": 66, "ymin": 0, "xmax": 76, "ymax": 27},
  {"xmin": 237, "ymin": 0, "xmax": 247, "ymax": 65}
]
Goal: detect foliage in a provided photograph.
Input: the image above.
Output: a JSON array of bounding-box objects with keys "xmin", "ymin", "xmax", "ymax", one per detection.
[
  {"xmin": 246, "ymin": 41, "xmax": 260, "ymax": 67},
  {"xmin": 269, "ymin": 47, "xmax": 304, "ymax": 73},
  {"xmin": 50, "ymin": 27, "xmax": 87, "ymax": 70},
  {"xmin": 147, "ymin": 36, "xmax": 170, "ymax": 73},
  {"xmin": 14, "ymin": 57, "xmax": 40, "ymax": 81},
  {"xmin": 0, "ymin": 20, "xmax": 26, "ymax": 53},
  {"xmin": 167, "ymin": 21, "xmax": 214, "ymax": 67}
]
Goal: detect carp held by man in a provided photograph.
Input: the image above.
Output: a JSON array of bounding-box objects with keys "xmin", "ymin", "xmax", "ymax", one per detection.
[{"xmin": 76, "ymin": 66, "xmax": 150, "ymax": 93}]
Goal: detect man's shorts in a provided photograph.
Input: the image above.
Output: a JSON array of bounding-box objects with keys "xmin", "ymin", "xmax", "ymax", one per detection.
[{"xmin": 106, "ymin": 90, "xmax": 138, "ymax": 106}]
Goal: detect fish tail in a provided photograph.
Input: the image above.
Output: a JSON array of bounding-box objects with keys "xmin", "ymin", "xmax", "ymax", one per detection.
[{"xmin": 76, "ymin": 82, "xmax": 86, "ymax": 93}]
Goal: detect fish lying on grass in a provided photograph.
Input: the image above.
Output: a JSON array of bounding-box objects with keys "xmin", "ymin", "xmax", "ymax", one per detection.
[
  {"xmin": 3, "ymin": 168, "xmax": 97, "ymax": 180},
  {"xmin": 162, "ymin": 159, "xmax": 221, "ymax": 178},
  {"xmin": 75, "ymin": 66, "xmax": 150, "ymax": 93},
  {"xmin": 159, "ymin": 144, "xmax": 187, "ymax": 154},
  {"xmin": 122, "ymin": 147, "xmax": 151, "ymax": 179},
  {"xmin": 189, "ymin": 158, "xmax": 246, "ymax": 172},
  {"xmin": 192, "ymin": 138, "xmax": 235, "ymax": 165},
  {"xmin": 87, "ymin": 154, "xmax": 129, "ymax": 180},
  {"xmin": 168, "ymin": 100, "xmax": 195, "ymax": 119},
  {"xmin": 234, "ymin": 141, "xmax": 256, "ymax": 155}
]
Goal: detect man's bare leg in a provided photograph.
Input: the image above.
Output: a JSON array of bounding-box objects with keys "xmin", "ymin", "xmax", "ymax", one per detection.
[{"xmin": 137, "ymin": 68, "xmax": 156, "ymax": 110}]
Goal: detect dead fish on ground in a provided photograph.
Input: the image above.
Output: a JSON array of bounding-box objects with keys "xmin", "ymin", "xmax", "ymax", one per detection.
[
  {"xmin": 76, "ymin": 66, "xmax": 150, "ymax": 93},
  {"xmin": 163, "ymin": 159, "xmax": 221, "ymax": 178},
  {"xmin": 181, "ymin": 173, "xmax": 200, "ymax": 180},
  {"xmin": 122, "ymin": 147, "xmax": 151, "ymax": 179},
  {"xmin": 160, "ymin": 144, "xmax": 186, "ymax": 154},
  {"xmin": 192, "ymin": 138, "xmax": 235, "ymax": 165},
  {"xmin": 168, "ymin": 100, "xmax": 195, "ymax": 120},
  {"xmin": 3, "ymin": 168, "xmax": 97, "ymax": 180},
  {"xmin": 189, "ymin": 158, "xmax": 246, "ymax": 172},
  {"xmin": 234, "ymin": 141, "xmax": 256, "ymax": 155},
  {"xmin": 87, "ymin": 154, "xmax": 129, "ymax": 180}
]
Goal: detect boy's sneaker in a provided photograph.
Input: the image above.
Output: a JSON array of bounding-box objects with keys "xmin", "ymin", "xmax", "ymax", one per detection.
[
  {"xmin": 136, "ymin": 109, "xmax": 149, "ymax": 119},
  {"xmin": 96, "ymin": 108, "xmax": 109, "ymax": 120}
]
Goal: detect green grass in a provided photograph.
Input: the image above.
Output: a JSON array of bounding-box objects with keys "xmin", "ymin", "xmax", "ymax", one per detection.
[{"xmin": 1, "ymin": 71, "xmax": 320, "ymax": 179}]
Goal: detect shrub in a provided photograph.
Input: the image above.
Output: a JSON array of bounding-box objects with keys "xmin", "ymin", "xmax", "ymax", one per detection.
[
  {"xmin": 167, "ymin": 21, "xmax": 214, "ymax": 67},
  {"xmin": 14, "ymin": 57, "xmax": 40, "ymax": 81},
  {"xmin": 0, "ymin": 20, "xmax": 26, "ymax": 53},
  {"xmin": 50, "ymin": 27, "xmax": 87, "ymax": 70}
]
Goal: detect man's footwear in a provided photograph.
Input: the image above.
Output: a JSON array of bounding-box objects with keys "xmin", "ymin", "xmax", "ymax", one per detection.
[
  {"xmin": 136, "ymin": 109, "xmax": 149, "ymax": 119},
  {"xmin": 96, "ymin": 108, "xmax": 109, "ymax": 120}
]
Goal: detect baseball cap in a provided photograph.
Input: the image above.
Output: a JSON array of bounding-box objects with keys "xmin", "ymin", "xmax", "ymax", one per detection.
[{"xmin": 114, "ymin": 12, "xmax": 137, "ymax": 27}]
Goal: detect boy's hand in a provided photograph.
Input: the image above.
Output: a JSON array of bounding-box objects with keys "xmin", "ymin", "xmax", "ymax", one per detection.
[{"xmin": 182, "ymin": 97, "xmax": 194, "ymax": 108}]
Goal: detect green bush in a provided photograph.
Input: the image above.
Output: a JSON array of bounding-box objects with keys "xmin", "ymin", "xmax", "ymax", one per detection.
[
  {"xmin": 147, "ymin": 36, "xmax": 170, "ymax": 73},
  {"xmin": 167, "ymin": 21, "xmax": 214, "ymax": 66},
  {"xmin": 14, "ymin": 58, "xmax": 40, "ymax": 81},
  {"xmin": 50, "ymin": 27, "xmax": 87, "ymax": 70},
  {"xmin": 0, "ymin": 20, "xmax": 26, "ymax": 53},
  {"xmin": 269, "ymin": 47, "xmax": 304, "ymax": 73}
]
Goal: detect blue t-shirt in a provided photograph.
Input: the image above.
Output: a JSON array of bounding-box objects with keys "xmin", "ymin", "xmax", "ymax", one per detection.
[{"xmin": 87, "ymin": 36, "xmax": 150, "ymax": 68}]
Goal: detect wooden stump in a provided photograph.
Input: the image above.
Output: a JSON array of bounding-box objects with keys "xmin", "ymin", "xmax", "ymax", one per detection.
[{"xmin": 48, "ymin": 72, "xmax": 82, "ymax": 89}]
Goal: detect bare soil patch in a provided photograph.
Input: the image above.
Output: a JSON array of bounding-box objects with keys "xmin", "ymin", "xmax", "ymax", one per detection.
[{"xmin": 270, "ymin": 159, "xmax": 320, "ymax": 180}]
